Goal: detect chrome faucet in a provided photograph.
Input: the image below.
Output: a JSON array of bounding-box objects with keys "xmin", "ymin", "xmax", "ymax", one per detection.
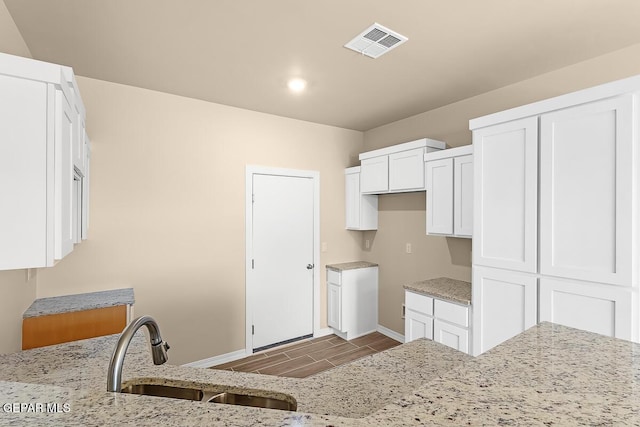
[{"xmin": 107, "ymin": 315, "xmax": 170, "ymax": 392}]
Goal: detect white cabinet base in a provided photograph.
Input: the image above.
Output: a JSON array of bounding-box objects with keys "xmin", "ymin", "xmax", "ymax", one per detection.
[
  {"xmin": 539, "ymin": 277, "xmax": 638, "ymax": 341},
  {"xmin": 327, "ymin": 266, "xmax": 378, "ymax": 341},
  {"xmin": 472, "ymin": 266, "xmax": 537, "ymax": 356}
]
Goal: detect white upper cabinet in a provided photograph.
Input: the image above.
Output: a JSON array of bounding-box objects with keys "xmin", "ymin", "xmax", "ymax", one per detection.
[
  {"xmin": 472, "ymin": 117, "xmax": 538, "ymax": 273},
  {"xmin": 454, "ymin": 154, "xmax": 473, "ymax": 237},
  {"xmin": 388, "ymin": 147, "xmax": 426, "ymax": 191},
  {"xmin": 425, "ymin": 145, "xmax": 473, "ymax": 238},
  {"xmin": 345, "ymin": 167, "xmax": 378, "ymax": 230},
  {"xmin": 360, "ymin": 156, "xmax": 389, "ymax": 194},
  {"xmin": 359, "ymin": 138, "xmax": 445, "ymax": 194},
  {"xmin": 425, "ymin": 158, "xmax": 453, "ymax": 235},
  {"xmin": 539, "ymin": 95, "xmax": 635, "ymax": 287},
  {"xmin": 0, "ymin": 52, "xmax": 89, "ymax": 270}
]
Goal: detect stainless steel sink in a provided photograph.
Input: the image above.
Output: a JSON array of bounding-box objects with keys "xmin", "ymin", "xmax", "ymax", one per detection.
[
  {"xmin": 121, "ymin": 383, "xmax": 204, "ymax": 401},
  {"xmin": 120, "ymin": 380, "xmax": 297, "ymax": 411},
  {"xmin": 207, "ymin": 392, "xmax": 296, "ymax": 411}
]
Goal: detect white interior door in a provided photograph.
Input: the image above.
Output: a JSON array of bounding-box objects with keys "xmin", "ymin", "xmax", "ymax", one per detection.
[{"xmin": 249, "ymin": 172, "xmax": 315, "ymax": 350}]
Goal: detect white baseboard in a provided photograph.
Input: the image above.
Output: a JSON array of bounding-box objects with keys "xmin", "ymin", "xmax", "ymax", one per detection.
[
  {"xmin": 182, "ymin": 349, "xmax": 247, "ymax": 369},
  {"xmin": 314, "ymin": 327, "xmax": 334, "ymax": 338},
  {"xmin": 377, "ymin": 324, "xmax": 405, "ymax": 343}
]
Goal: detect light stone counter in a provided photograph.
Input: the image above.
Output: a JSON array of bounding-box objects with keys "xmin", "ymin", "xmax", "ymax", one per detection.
[
  {"xmin": 326, "ymin": 261, "xmax": 378, "ymax": 271},
  {"xmin": 1, "ymin": 323, "xmax": 640, "ymax": 425},
  {"xmin": 23, "ymin": 288, "xmax": 135, "ymax": 318},
  {"xmin": 404, "ymin": 277, "xmax": 471, "ymax": 305}
]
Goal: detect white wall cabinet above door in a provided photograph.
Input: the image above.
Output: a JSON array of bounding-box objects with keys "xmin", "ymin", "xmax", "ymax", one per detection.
[
  {"xmin": 0, "ymin": 52, "xmax": 89, "ymax": 270},
  {"xmin": 359, "ymin": 138, "xmax": 445, "ymax": 194},
  {"xmin": 473, "ymin": 117, "xmax": 538, "ymax": 273},
  {"xmin": 425, "ymin": 145, "xmax": 473, "ymax": 238},
  {"xmin": 345, "ymin": 167, "xmax": 378, "ymax": 230},
  {"xmin": 539, "ymin": 95, "xmax": 635, "ymax": 287}
]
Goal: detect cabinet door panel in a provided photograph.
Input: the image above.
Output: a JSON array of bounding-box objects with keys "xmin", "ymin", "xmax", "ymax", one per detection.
[
  {"xmin": 472, "ymin": 266, "xmax": 537, "ymax": 356},
  {"xmin": 454, "ymin": 155, "xmax": 473, "ymax": 237},
  {"xmin": 539, "ymin": 277, "xmax": 634, "ymax": 341},
  {"xmin": 426, "ymin": 158, "xmax": 453, "ymax": 235},
  {"xmin": 540, "ymin": 95, "xmax": 634, "ymax": 286},
  {"xmin": 433, "ymin": 319, "xmax": 469, "ymax": 353},
  {"xmin": 404, "ymin": 310, "xmax": 433, "ymax": 343},
  {"xmin": 473, "ymin": 117, "xmax": 538, "ymax": 272},
  {"xmin": 327, "ymin": 283, "xmax": 342, "ymax": 331},
  {"xmin": 54, "ymin": 89, "xmax": 74, "ymax": 260},
  {"xmin": 360, "ymin": 156, "xmax": 388, "ymax": 194},
  {"xmin": 345, "ymin": 171, "xmax": 360, "ymax": 229},
  {"xmin": 389, "ymin": 148, "xmax": 425, "ymax": 191},
  {"xmin": 0, "ymin": 75, "xmax": 48, "ymax": 269}
]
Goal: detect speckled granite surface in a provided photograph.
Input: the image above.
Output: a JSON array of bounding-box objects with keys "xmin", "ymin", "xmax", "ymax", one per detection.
[
  {"xmin": 23, "ymin": 289, "xmax": 135, "ymax": 318},
  {"xmin": 0, "ymin": 329, "xmax": 466, "ymax": 425},
  {"xmin": 404, "ymin": 277, "xmax": 471, "ymax": 305},
  {"xmin": 326, "ymin": 261, "xmax": 378, "ymax": 271},
  {"xmin": 1, "ymin": 323, "xmax": 640, "ymax": 425}
]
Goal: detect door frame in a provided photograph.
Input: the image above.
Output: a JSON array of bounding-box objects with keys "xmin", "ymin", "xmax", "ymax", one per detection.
[{"xmin": 245, "ymin": 165, "xmax": 320, "ymax": 355}]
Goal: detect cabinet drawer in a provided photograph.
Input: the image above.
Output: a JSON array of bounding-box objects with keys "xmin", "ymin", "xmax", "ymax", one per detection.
[
  {"xmin": 405, "ymin": 291, "xmax": 433, "ymax": 315},
  {"xmin": 434, "ymin": 299, "xmax": 468, "ymax": 327},
  {"xmin": 327, "ymin": 269, "xmax": 341, "ymax": 285}
]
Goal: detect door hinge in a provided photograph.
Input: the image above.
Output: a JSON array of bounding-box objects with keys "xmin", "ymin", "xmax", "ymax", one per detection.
[
  {"xmin": 251, "ymin": 325, "xmax": 255, "ymax": 335},
  {"xmin": 252, "ymin": 193, "xmax": 255, "ymax": 203},
  {"xmin": 251, "ymin": 259, "xmax": 255, "ymax": 269}
]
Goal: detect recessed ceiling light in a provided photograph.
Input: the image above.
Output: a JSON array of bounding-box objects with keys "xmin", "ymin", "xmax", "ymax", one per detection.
[{"xmin": 287, "ymin": 78, "xmax": 307, "ymax": 93}]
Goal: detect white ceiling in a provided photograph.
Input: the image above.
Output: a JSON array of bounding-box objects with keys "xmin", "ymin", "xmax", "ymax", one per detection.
[{"xmin": 5, "ymin": 0, "xmax": 640, "ymax": 131}]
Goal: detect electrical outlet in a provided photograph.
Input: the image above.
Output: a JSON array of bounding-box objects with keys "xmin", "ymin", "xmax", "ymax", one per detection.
[
  {"xmin": 365, "ymin": 239, "xmax": 370, "ymax": 249},
  {"xmin": 406, "ymin": 243, "xmax": 412, "ymax": 254},
  {"xmin": 321, "ymin": 242, "xmax": 328, "ymax": 252}
]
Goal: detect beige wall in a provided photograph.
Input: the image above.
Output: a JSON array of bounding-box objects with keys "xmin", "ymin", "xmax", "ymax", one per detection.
[
  {"xmin": 364, "ymin": 42, "xmax": 640, "ymax": 336},
  {"xmin": 0, "ymin": 0, "xmax": 36, "ymax": 355},
  {"xmin": 0, "ymin": 0, "xmax": 30, "ymax": 58},
  {"xmin": 35, "ymin": 77, "xmax": 364, "ymax": 365}
]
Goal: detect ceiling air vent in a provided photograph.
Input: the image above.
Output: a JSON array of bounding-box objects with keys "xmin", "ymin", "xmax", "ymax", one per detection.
[{"xmin": 344, "ymin": 23, "xmax": 408, "ymax": 59}]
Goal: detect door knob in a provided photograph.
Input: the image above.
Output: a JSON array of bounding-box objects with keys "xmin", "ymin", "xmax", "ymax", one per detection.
[{"xmin": 306, "ymin": 264, "xmax": 314, "ymax": 270}]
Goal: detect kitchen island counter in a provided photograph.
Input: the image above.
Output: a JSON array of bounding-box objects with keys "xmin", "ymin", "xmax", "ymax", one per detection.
[{"xmin": 1, "ymin": 322, "xmax": 639, "ymax": 425}]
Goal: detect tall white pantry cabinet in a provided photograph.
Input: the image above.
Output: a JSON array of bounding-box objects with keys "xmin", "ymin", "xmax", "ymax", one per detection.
[{"xmin": 471, "ymin": 76, "xmax": 640, "ymax": 356}]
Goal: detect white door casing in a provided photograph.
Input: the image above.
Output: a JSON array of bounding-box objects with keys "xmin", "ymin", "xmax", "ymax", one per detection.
[{"xmin": 245, "ymin": 166, "xmax": 320, "ymax": 353}]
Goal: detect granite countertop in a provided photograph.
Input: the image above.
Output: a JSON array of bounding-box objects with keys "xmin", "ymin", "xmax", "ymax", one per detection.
[
  {"xmin": 326, "ymin": 261, "xmax": 378, "ymax": 271},
  {"xmin": 404, "ymin": 277, "xmax": 471, "ymax": 305},
  {"xmin": 23, "ymin": 289, "xmax": 135, "ymax": 318},
  {"xmin": 1, "ymin": 323, "xmax": 640, "ymax": 425}
]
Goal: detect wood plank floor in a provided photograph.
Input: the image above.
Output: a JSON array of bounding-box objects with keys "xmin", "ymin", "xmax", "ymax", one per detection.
[{"xmin": 211, "ymin": 332, "xmax": 401, "ymax": 378}]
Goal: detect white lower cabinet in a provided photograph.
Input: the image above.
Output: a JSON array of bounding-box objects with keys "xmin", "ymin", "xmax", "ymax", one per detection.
[
  {"xmin": 539, "ymin": 277, "xmax": 636, "ymax": 340},
  {"xmin": 472, "ymin": 266, "xmax": 537, "ymax": 356},
  {"xmin": 326, "ymin": 266, "xmax": 378, "ymax": 340},
  {"xmin": 404, "ymin": 290, "xmax": 470, "ymax": 354},
  {"xmin": 434, "ymin": 319, "xmax": 469, "ymax": 353}
]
